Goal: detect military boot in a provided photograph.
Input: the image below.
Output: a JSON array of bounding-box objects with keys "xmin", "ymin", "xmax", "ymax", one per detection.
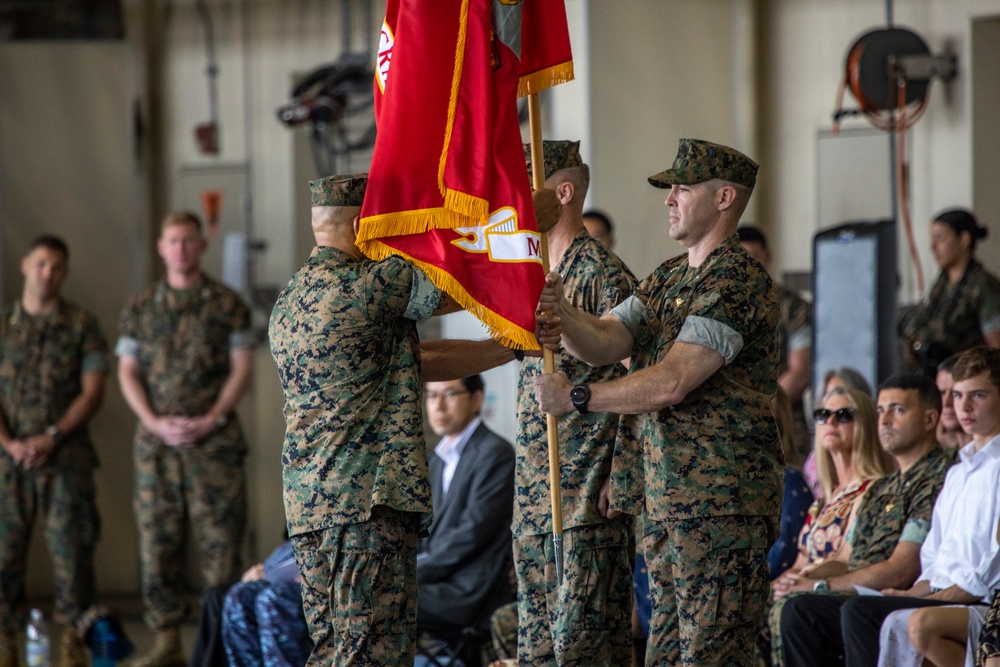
[
  {"xmin": 60, "ymin": 627, "xmax": 88, "ymax": 667},
  {"xmin": 130, "ymin": 626, "xmax": 185, "ymax": 667},
  {"xmin": 0, "ymin": 632, "xmax": 18, "ymax": 667}
]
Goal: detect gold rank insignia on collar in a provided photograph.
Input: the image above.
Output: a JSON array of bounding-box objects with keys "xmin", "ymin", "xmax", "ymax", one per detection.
[
  {"xmin": 675, "ymin": 297, "xmax": 685, "ymax": 307},
  {"xmin": 885, "ymin": 503, "xmax": 895, "ymax": 513}
]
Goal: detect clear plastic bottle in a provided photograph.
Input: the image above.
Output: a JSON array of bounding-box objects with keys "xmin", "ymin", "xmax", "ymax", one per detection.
[
  {"xmin": 25, "ymin": 608, "xmax": 50, "ymax": 667},
  {"xmin": 90, "ymin": 617, "xmax": 118, "ymax": 667}
]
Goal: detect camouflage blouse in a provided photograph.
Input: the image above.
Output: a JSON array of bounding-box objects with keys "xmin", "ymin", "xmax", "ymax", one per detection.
[
  {"xmin": 609, "ymin": 234, "xmax": 783, "ymax": 523},
  {"xmin": 116, "ymin": 276, "xmax": 253, "ymax": 417},
  {"xmin": 900, "ymin": 260, "xmax": 1000, "ymax": 375},
  {"xmin": 0, "ymin": 300, "xmax": 108, "ymax": 468},
  {"xmin": 269, "ymin": 247, "xmax": 441, "ymax": 537},
  {"xmin": 847, "ymin": 446, "xmax": 954, "ymax": 570},
  {"xmin": 513, "ymin": 231, "xmax": 636, "ymax": 536}
]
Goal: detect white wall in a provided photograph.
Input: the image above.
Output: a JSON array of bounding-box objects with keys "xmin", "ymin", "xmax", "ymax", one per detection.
[
  {"xmin": 571, "ymin": 0, "xmax": 754, "ymax": 279},
  {"xmin": 0, "ymin": 43, "xmax": 144, "ymax": 595},
  {"xmin": 758, "ymin": 0, "xmax": 1000, "ymax": 303}
]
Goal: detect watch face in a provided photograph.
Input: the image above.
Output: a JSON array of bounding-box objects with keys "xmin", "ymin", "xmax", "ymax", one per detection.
[{"xmin": 570, "ymin": 385, "xmax": 589, "ymax": 405}]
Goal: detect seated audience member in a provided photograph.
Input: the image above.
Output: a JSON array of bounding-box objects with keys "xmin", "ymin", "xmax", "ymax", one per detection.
[
  {"xmin": 773, "ymin": 374, "xmax": 953, "ymax": 666},
  {"xmin": 772, "ymin": 386, "xmax": 893, "ymax": 594},
  {"xmin": 979, "ymin": 590, "xmax": 1000, "ymax": 667},
  {"xmin": 769, "ymin": 388, "xmax": 815, "ymax": 579},
  {"xmin": 802, "ymin": 368, "xmax": 875, "ymax": 497},
  {"xmin": 188, "ymin": 538, "xmax": 306, "ymax": 667},
  {"xmin": 221, "ymin": 541, "xmax": 309, "ymax": 667},
  {"xmin": 488, "ymin": 602, "xmax": 518, "ymax": 665},
  {"xmin": 936, "ymin": 353, "xmax": 973, "ymax": 452},
  {"xmin": 836, "ymin": 347, "xmax": 1000, "ymax": 666},
  {"xmin": 418, "ymin": 376, "xmax": 516, "ymax": 657}
]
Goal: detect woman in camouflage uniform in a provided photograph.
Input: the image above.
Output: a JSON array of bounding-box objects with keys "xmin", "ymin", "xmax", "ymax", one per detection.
[{"xmin": 900, "ymin": 209, "xmax": 1000, "ymax": 377}]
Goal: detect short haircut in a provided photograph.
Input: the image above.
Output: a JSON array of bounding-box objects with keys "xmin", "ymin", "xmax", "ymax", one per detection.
[
  {"xmin": 161, "ymin": 210, "xmax": 203, "ymax": 235},
  {"xmin": 28, "ymin": 234, "xmax": 69, "ymax": 260},
  {"xmin": 736, "ymin": 225, "xmax": 767, "ymax": 250},
  {"xmin": 550, "ymin": 164, "xmax": 591, "ymax": 199},
  {"xmin": 582, "ymin": 209, "xmax": 614, "ymax": 235},
  {"xmin": 460, "ymin": 374, "xmax": 485, "ymax": 395},
  {"xmin": 878, "ymin": 373, "xmax": 942, "ymax": 413},
  {"xmin": 952, "ymin": 346, "xmax": 1000, "ymax": 391},
  {"xmin": 937, "ymin": 352, "xmax": 964, "ymax": 375}
]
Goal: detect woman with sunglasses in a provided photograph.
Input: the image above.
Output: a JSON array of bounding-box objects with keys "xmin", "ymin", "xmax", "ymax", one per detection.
[{"xmin": 771, "ymin": 386, "xmax": 895, "ymax": 600}]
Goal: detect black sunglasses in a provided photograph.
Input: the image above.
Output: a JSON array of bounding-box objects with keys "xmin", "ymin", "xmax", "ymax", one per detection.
[{"xmin": 813, "ymin": 407, "xmax": 855, "ymax": 425}]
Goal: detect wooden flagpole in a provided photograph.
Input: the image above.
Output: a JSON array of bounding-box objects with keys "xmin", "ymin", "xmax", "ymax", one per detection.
[{"xmin": 527, "ymin": 92, "xmax": 564, "ymax": 584}]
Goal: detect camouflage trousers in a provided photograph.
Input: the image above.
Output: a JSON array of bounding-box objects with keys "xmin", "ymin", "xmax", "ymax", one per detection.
[
  {"xmin": 513, "ymin": 520, "xmax": 634, "ymax": 666},
  {"xmin": 979, "ymin": 589, "xmax": 1000, "ymax": 667},
  {"xmin": 644, "ymin": 515, "xmax": 771, "ymax": 667},
  {"xmin": 0, "ymin": 458, "xmax": 99, "ymax": 632},
  {"xmin": 134, "ymin": 433, "xmax": 247, "ymax": 629},
  {"xmin": 489, "ymin": 601, "xmax": 518, "ymax": 660},
  {"xmin": 292, "ymin": 507, "xmax": 418, "ymax": 667},
  {"xmin": 222, "ymin": 579, "xmax": 311, "ymax": 667}
]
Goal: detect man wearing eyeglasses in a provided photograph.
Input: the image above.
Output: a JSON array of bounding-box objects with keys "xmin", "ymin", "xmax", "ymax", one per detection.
[
  {"xmin": 417, "ymin": 375, "xmax": 514, "ymax": 644},
  {"xmin": 534, "ymin": 138, "xmax": 782, "ymax": 667},
  {"xmin": 772, "ymin": 374, "xmax": 953, "ymax": 666}
]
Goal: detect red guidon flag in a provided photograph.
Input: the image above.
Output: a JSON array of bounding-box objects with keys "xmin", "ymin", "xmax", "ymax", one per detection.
[{"xmin": 357, "ymin": 0, "xmax": 574, "ymax": 350}]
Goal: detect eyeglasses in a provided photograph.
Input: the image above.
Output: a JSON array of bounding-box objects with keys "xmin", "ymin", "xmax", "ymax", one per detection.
[
  {"xmin": 425, "ymin": 389, "xmax": 470, "ymax": 402},
  {"xmin": 813, "ymin": 407, "xmax": 855, "ymax": 425}
]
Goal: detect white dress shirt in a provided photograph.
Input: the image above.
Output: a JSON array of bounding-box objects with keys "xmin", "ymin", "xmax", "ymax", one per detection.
[
  {"xmin": 434, "ymin": 417, "xmax": 482, "ymax": 497},
  {"xmin": 918, "ymin": 434, "xmax": 1000, "ymax": 601}
]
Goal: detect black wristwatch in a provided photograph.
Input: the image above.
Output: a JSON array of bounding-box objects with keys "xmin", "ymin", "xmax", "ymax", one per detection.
[{"xmin": 569, "ymin": 384, "xmax": 591, "ymax": 414}]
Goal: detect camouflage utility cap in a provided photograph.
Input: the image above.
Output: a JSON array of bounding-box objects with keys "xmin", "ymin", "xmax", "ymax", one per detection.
[
  {"xmin": 523, "ymin": 140, "xmax": 583, "ymax": 180},
  {"xmin": 310, "ymin": 173, "xmax": 368, "ymax": 207},
  {"xmin": 648, "ymin": 138, "xmax": 758, "ymax": 190}
]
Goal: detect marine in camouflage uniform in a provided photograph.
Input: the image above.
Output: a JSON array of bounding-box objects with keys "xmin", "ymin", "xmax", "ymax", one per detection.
[
  {"xmin": 899, "ymin": 259, "xmax": 1000, "ymax": 377},
  {"xmin": 117, "ymin": 212, "xmax": 253, "ymax": 666},
  {"xmin": 0, "ymin": 236, "xmax": 108, "ymax": 667},
  {"xmin": 268, "ymin": 174, "xmax": 443, "ymax": 667},
  {"xmin": 535, "ymin": 139, "xmax": 783, "ymax": 667},
  {"xmin": 515, "ymin": 140, "xmax": 637, "ymax": 666}
]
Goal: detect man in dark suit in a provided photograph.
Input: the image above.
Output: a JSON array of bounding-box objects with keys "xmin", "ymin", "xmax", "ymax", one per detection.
[{"xmin": 418, "ymin": 374, "xmax": 516, "ymax": 632}]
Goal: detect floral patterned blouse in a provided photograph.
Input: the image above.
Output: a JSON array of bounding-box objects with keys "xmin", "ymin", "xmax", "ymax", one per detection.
[{"xmin": 797, "ymin": 478, "xmax": 872, "ymax": 567}]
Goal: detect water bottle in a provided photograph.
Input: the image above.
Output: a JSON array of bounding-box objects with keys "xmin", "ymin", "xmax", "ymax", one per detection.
[
  {"xmin": 90, "ymin": 617, "xmax": 118, "ymax": 667},
  {"xmin": 25, "ymin": 608, "xmax": 50, "ymax": 667}
]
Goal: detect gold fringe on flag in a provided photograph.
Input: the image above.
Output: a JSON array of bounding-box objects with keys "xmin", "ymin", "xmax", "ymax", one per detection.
[
  {"xmin": 443, "ymin": 188, "xmax": 489, "ymax": 224},
  {"xmin": 356, "ymin": 207, "xmax": 473, "ymax": 243},
  {"xmin": 517, "ymin": 62, "xmax": 575, "ymax": 99},
  {"xmin": 362, "ymin": 238, "xmax": 541, "ymax": 351}
]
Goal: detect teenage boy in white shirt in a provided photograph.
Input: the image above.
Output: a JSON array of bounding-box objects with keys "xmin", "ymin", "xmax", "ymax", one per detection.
[{"xmin": 836, "ymin": 346, "xmax": 1000, "ymax": 667}]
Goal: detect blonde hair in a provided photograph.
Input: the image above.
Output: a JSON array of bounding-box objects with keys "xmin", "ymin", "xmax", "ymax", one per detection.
[{"xmin": 814, "ymin": 386, "xmax": 893, "ymax": 501}]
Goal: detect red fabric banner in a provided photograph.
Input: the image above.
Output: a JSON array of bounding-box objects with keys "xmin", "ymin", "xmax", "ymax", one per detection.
[
  {"xmin": 359, "ymin": 0, "xmax": 573, "ymax": 350},
  {"xmin": 518, "ymin": 0, "xmax": 574, "ymax": 97}
]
